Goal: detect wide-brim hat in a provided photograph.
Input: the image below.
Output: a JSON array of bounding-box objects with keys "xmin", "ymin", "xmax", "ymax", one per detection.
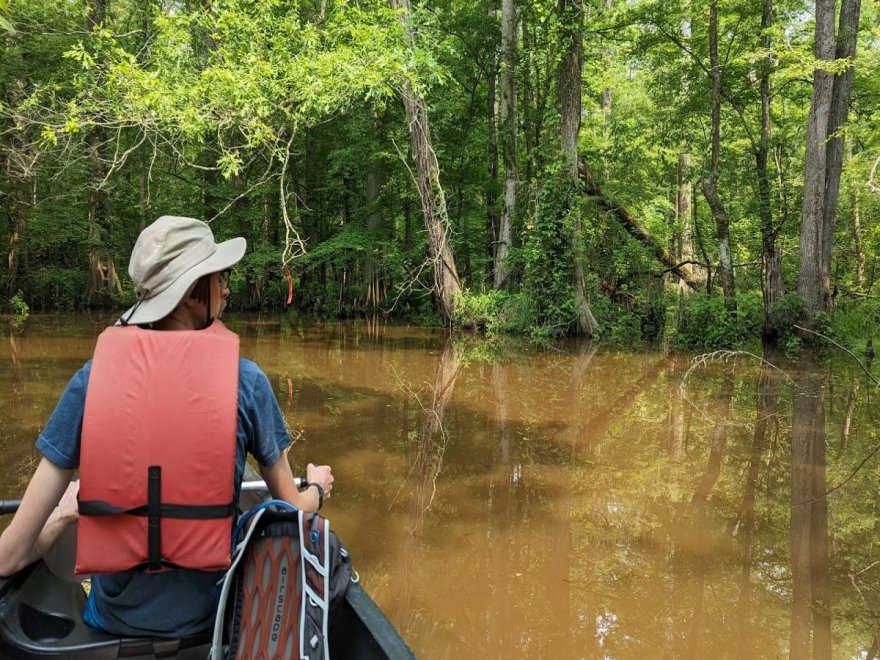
[{"xmin": 118, "ymin": 215, "xmax": 246, "ymax": 326}]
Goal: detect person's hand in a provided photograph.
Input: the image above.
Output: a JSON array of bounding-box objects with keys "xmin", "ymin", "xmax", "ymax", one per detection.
[
  {"xmin": 55, "ymin": 480, "xmax": 79, "ymax": 526},
  {"xmin": 305, "ymin": 463, "xmax": 333, "ymax": 501}
]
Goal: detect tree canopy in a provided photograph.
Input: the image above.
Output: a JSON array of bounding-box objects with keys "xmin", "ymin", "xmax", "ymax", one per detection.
[{"xmin": 1, "ymin": 0, "xmax": 878, "ymax": 347}]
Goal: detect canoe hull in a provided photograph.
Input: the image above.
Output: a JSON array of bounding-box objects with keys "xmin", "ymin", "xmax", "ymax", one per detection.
[
  {"xmin": 0, "ymin": 560, "xmax": 412, "ymax": 659},
  {"xmin": 0, "ymin": 474, "xmax": 415, "ymax": 659}
]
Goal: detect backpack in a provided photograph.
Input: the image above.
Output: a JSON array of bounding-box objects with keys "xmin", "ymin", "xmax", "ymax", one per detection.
[{"xmin": 210, "ymin": 500, "xmax": 353, "ymax": 660}]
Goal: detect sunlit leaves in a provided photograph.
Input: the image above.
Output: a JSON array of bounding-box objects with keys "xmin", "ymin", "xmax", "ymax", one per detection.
[
  {"xmin": 38, "ymin": 125, "xmax": 57, "ymax": 148},
  {"xmin": 0, "ymin": 0, "xmax": 13, "ymax": 34},
  {"xmin": 16, "ymin": 0, "xmax": 413, "ymax": 176}
]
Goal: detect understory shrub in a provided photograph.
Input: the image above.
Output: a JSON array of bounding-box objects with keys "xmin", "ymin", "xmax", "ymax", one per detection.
[
  {"xmin": 453, "ymin": 290, "xmax": 537, "ymax": 335},
  {"xmin": 452, "ymin": 289, "xmax": 507, "ymax": 331},
  {"xmin": 7, "ymin": 290, "xmax": 30, "ymax": 328},
  {"xmin": 520, "ymin": 171, "xmax": 581, "ymax": 337},
  {"xmin": 25, "ymin": 268, "xmax": 88, "ymax": 311},
  {"xmin": 676, "ymin": 292, "xmax": 763, "ymax": 348}
]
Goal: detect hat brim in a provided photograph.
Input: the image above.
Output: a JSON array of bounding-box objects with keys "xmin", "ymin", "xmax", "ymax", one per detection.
[{"xmin": 119, "ymin": 237, "xmax": 246, "ymax": 326}]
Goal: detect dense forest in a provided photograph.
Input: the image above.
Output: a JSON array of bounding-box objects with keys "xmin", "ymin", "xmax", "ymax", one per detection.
[{"xmin": 0, "ymin": 0, "xmax": 878, "ymax": 347}]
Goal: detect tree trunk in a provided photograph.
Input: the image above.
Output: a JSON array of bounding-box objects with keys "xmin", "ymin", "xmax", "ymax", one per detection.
[
  {"xmin": 5, "ymin": 205, "xmax": 26, "ymax": 298},
  {"xmin": 579, "ymin": 162, "xmax": 700, "ymax": 289},
  {"xmin": 363, "ymin": 118, "xmax": 384, "ymax": 309},
  {"xmin": 841, "ymin": 379, "xmax": 857, "ymax": 447},
  {"xmin": 701, "ymin": 0, "xmax": 735, "ymax": 308},
  {"xmin": 85, "ymin": 0, "xmax": 122, "ymax": 305},
  {"xmin": 796, "ymin": 0, "xmax": 837, "ymax": 319},
  {"xmin": 390, "ymin": 0, "xmax": 462, "ymax": 324},
  {"xmin": 758, "ymin": 0, "xmax": 783, "ymax": 337},
  {"xmin": 789, "ymin": 358, "xmax": 831, "ymax": 659},
  {"xmin": 675, "ymin": 11, "xmax": 701, "ymax": 294},
  {"xmin": 558, "ymin": 0, "xmax": 598, "ymax": 336},
  {"xmin": 820, "ymin": 0, "xmax": 862, "ymax": 304},
  {"xmin": 495, "ymin": 0, "xmax": 517, "ymax": 289},
  {"xmin": 486, "ymin": 41, "xmax": 499, "ymax": 286},
  {"xmin": 558, "ymin": 0, "xmax": 581, "ymax": 180},
  {"xmin": 677, "ymin": 154, "xmax": 702, "ymax": 293},
  {"xmin": 600, "ymin": 0, "xmax": 613, "ymax": 169},
  {"xmin": 521, "ymin": 10, "xmax": 541, "ymax": 186},
  {"xmin": 852, "ymin": 186, "xmax": 865, "ymax": 289},
  {"xmin": 3, "ymin": 116, "xmax": 30, "ymax": 298}
]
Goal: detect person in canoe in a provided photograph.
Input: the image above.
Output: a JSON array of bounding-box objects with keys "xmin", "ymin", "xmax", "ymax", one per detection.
[{"xmin": 0, "ymin": 215, "xmax": 334, "ymax": 638}]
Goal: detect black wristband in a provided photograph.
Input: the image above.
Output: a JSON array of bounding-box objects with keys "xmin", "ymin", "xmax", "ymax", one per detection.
[{"xmin": 307, "ymin": 482, "xmax": 324, "ymax": 511}]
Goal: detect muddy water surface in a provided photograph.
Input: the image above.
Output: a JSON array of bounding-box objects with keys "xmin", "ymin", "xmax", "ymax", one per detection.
[{"xmin": 2, "ymin": 314, "xmax": 879, "ymax": 659}]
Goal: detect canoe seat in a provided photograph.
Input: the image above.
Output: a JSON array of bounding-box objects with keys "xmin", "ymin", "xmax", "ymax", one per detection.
[{"xmin": 0, "ymin": 562, "xmax": 213, "ymax": 659}]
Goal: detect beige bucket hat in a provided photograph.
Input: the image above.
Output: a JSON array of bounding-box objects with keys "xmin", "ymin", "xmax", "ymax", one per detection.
[{"xmin": 118, "ymin": 215, "xmax": 246, "ymax": 326}]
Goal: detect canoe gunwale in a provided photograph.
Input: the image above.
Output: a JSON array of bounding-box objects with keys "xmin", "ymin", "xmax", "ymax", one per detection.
[{"xmin": 0, "ymin": 471, "xmax": 415, "ymax": 659}]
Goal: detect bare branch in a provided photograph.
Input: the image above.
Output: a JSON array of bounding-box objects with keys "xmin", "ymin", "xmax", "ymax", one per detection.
[
  {"xmin": 681, "ymin": 350, "xmax": 791, "ymax": 427},
  {"xmin": 793, "ymin": 325, "xmax": 880, "ymax": 388},
  {"xmin": 868, "ymin": 155, "xmax": 880, "ymax": 195},
  {"xmin": 279, "ymin": 130, "xmax": 308, "ymax": 266}
]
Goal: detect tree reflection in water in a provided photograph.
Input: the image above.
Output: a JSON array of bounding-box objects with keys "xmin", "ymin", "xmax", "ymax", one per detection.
[
  {"xmin": 4, "ymin": 318, "xmax": 880, "ymax": 657},
  {"xmin": 388, "ymin": 336, "xmax": 461, "ymax": 620},
  {"xmin": 790, "ymin": 355, "xmax": 831, "ymax": 660},
  {"xmin": 736, "ymin": 342, "xmax": 781, "ymax": 654},
  {"xmin": 687, "ymin": 370, "xmax": 733, "ymax": 660}
]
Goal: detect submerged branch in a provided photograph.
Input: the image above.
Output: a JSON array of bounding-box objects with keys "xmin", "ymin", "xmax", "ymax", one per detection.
[
  {"xmin": 681, "ymin": 350, "xmax": 791, "ymax": 427},
  {"xmin": 793, "ymin": 325, "xmax": 879, "ymax": 387}
]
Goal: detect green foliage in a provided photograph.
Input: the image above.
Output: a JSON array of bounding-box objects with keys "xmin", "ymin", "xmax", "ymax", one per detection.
[
  {"xmin": 452, "ymin": 289, "xmax": 506, "ymax": 331},
  {"xmin": 0, "ymin": 0, "xmax": 13, "ymax": 35},
  {"xmin": 0, "ymin": 0, "xmax": 877, "ymax": 356},
  {"xmin": 767, "ymin": 291, "xmax": 804, "ymax": 336},
  {"xmin": 765, "ymin": 292, "xmax": 805, "ymax": 353},
  {"xmin": 829, "ymin": 299, "xmax": 880, "ymax": 355},
  {"xmin": 7, "ymin": 290, "xmax": 29, "ymax": 327},
  {"xmin": 520, "ymin": 172, "xmax": 580, "ymax": 338},
  {"xmin": 24, "ymin": 268, "xmax": 87, "ymax": 312},
  {"xmin": 676, "ymin": 292, "xmax": 763, "ymax": 349},
  {"xmin": 608, "ymin": 310, "xmax": 644, "ymax": 345}
]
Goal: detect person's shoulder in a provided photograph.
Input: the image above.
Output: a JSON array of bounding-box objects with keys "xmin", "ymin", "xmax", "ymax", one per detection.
[
  {"xmin": 69, "ymin": 359, "xmax": 94, "ymax": 389},
  {"xmin": 238, "ymin": 358, "xmax": 266, "ymax": 379},
  {"xmin": 238, "ymin": 358, "xmax": 270, "ymax": 389}
]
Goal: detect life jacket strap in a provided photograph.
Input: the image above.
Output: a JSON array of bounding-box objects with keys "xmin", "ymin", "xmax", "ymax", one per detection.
[
  {"xmin": 147, "ymin": 466, "xmax": 161, "ymax": 571},
  {"xmin": 78, "ymin": 500, "xmax": 236, "ymax": 519}
]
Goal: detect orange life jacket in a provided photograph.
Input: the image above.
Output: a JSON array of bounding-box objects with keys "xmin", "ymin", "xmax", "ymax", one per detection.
[{"xmin": 76, "ymin": 321, "xmax": 240, "ymax": 575}]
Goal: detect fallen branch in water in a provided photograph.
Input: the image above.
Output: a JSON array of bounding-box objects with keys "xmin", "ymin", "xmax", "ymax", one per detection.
[
  {"xmin": 793, "ymin": 324, "xmax": 879, "ymax": 387},
  {"xmin": 681, "ymin": 349, "xmax": 791, "ymax": 427},
  {"xmin": 789, "ymin": 325, "xmax": 880, "ymax": 507},
  {"xmin": 794, "ymin": 442, "xmax": 880, "ymax": 507}
]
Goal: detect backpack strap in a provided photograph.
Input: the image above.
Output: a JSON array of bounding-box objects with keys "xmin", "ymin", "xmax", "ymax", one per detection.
[
  {"xmin": 210, "ymin": 500, "xmax": 297, "ymax": 660},
  {"xmin": 299, "ymin": 510, "xmax": 332, "ymax": 660}
]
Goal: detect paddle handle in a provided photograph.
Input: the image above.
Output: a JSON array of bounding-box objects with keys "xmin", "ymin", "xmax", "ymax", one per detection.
[
  {"xmin": 240, "ymin": 477, "xmax": 305, "ymax": 492},
  {"xmin": 0, "ymin": 499, "xmax": 22, "ymax": 515},
  {"xmin": 1, "ymin": 478, "xmax": 304, "ymax": 515}
]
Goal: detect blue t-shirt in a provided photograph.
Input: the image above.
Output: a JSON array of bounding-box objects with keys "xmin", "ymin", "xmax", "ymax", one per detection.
[{"xmin": 36, "ymin": 357, "xmax": 292, "ymax": 637}]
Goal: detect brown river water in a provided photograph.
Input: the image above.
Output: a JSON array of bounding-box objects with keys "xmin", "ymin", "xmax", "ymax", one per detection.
[{"xmin": 1, "ymin": 314, "xmax": 879, "ymax": 659}]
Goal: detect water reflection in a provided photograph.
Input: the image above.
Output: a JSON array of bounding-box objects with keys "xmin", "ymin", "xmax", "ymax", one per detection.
[
  {"xmin": 790, "ymin": 356, "xmax": 831, "ymax": 660},
  {"xmin": 686, "ymin": 370, "xmax": 733, "ymax": 660},
  {"xmin": 2, "ymin": 316, "xmax": 880, "ymax": 659},
  {"xmin": 388, "ymin": 336, "xmax": 461, "ymax": 618},
  {"xmin": 737, "ymin": 344, "xmax": 782, "ymax": 653}
]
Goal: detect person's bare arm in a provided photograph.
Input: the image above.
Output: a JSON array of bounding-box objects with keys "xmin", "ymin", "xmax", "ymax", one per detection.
[
  {"xmin": 259, "ymin": 455, "xmax": 333, "ymax": 513},
  {"xmin": 0, "ymin": 458, "xmax": 75, "ymax": 576}
]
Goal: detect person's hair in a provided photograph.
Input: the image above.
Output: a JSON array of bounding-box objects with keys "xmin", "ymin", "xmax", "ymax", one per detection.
[{"xmin": 189, "ymin": 274, "xmax": 211, "ymax": 305}]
